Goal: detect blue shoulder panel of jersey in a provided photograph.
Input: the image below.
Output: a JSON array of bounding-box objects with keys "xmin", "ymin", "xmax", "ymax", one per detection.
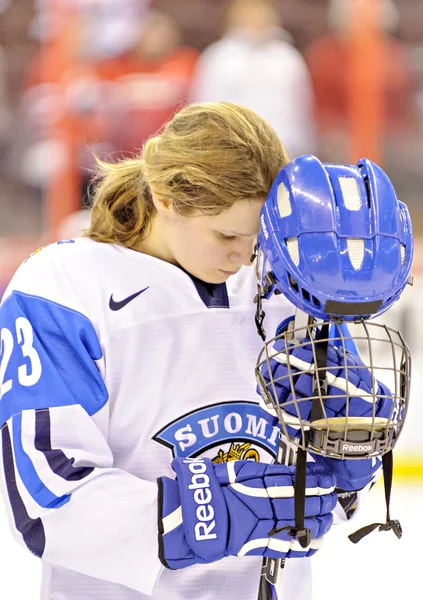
[{"xmin": 0, "ymin": 291, "xmax": 108, "ymax": 427}]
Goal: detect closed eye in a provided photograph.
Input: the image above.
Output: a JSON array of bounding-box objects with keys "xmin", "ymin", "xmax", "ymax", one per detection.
[{"xmin": 218, "ymin": 232, "xmax": 237, "ymax": 241}]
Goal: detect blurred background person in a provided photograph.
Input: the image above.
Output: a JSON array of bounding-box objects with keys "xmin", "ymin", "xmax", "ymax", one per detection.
[
  {"xmin": 14, "ymin": 6, "xmax": 199, "ymax": 214},
  {"xmin": 189, "ymin": 0, "xmax": 316, "ymax": 158},
  {"xmin": 11, "ymin": 4, "xmax": 113, "ymax": 215},
  {"xmin": 95, "ymin": 9, "xmax": 199, "ymax": 158},
  {"xmin": 304, "ymin": 0, "xmax": 415, "ymax": 162}
]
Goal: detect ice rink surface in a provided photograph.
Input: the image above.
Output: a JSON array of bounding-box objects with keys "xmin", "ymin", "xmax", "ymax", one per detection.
[{"xmin": 0, "ymin": 480, "xmax": 421, "ymax": 600}]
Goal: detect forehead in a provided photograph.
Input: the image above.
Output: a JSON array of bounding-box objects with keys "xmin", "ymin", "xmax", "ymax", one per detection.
[{"xmin": 207, "ymin": 199, "xmax": 264, "ymax": 232}]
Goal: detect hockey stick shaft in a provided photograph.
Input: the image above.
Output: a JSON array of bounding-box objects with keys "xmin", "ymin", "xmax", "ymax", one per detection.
[{"xmin": 257, "ymin": 309, "xmax": 311, "ymax": 600}]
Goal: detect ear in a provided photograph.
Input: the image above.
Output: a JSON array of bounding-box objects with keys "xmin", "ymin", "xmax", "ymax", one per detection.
[
  {"xmin": 150, "ymin": 185, "xmax": 173, "ymax": 215},
  {"xmin": 152, "ymin": 195, "xmax": 172, "ymax": 214}
]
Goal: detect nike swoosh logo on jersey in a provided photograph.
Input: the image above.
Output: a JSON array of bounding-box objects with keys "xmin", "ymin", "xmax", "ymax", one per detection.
[{"xmin": 109, "ymin": 287, "xmax": 150, "ymax": 311}]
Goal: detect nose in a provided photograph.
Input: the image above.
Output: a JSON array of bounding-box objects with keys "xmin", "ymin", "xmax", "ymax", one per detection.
[{"xmin": 229, "ymin": 239, "xmax": 256, "ymax": 267}]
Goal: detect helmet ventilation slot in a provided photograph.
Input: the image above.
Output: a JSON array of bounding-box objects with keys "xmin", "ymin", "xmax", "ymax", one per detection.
[
  {"xmin": 339, "ymin": 177, "xmax": 362, "ymax": 211},
  {"xmin": 277, "ymin": 183, "xmax": 292, "ymax": 217},
  {"xmin": 285, "ymin": 236, "xmax": 300, "ymax": 266}
]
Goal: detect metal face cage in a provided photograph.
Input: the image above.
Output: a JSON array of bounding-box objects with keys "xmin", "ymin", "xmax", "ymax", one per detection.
[{"xmin": 255, "ymin": 319, "xmax": 411, "ymax": 460}]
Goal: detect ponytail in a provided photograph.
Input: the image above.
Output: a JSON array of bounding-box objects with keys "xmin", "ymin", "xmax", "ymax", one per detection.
[{"xmin": 86, "ymin": 156, "xmax": 154, "ymax": 248}]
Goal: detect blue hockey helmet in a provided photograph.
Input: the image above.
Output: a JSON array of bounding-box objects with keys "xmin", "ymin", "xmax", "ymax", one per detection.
[{"xmin": 256, "ymin": 155, "xmax": 413, "ymax": 321}]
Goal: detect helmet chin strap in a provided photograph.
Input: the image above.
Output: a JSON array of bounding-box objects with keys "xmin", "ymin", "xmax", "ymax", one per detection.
[
  {"xmin": 348, "ymin": 350, "xmax": 409, "ymax": 543},
  {"xmin": 254, "ymin": 284, "xmax": 266, "ymax": 342},
  {"xmin": 282, "ymin": 321, "xmax": 330, "ymax": 548},
  {"xmin": 348, "ymin": 450, "xmax": 402, "ymax": 543}
]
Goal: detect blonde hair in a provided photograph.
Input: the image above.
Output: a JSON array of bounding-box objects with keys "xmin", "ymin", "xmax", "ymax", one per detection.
[{"xmin": 86, "ymin": 102, "xmax": 290, "ymax": 248}]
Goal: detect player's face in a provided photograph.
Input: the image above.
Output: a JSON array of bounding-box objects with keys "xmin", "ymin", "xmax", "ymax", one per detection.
[{"xmin": 167, "ymin": 199, "xmax": 263, "ymax": 283}]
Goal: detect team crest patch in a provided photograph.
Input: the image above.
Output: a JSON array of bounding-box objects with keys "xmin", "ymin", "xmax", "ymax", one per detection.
[{"xmin": 153, "ymin": 401, "xmax": 279, "ymax": 463}]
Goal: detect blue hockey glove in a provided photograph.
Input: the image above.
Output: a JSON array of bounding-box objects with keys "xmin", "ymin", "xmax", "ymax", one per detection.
[
  {"xmin": 260, "ymin": 333, "xmax": 393, "ymax": 424},
  {"xmin": 158, "ymin": 458, "xmax": 337, "ymax": 569},
  {"xmin": 312, "ymin": 453, "xmax": 381, "ymax": 492}
]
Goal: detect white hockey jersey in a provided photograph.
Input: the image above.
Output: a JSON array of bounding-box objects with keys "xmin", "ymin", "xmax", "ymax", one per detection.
[{"xmin": 0, "ymin": 237, "xmax": 317, "ymax": 600}]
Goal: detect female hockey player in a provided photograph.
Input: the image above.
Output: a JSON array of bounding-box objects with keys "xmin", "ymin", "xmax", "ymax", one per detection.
[{"xmin": 0, "ymin": 102, "xmax": 411, "ymax": 600}]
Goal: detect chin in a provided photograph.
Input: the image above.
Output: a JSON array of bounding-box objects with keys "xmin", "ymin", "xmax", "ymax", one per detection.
[
  {"xmin": 203, "ymin": 274, "xmax": 227, "ymax": 284},
  {"xmin": 190, "ymin": 268, "xmax": 238, "ymax": 284},
  {"xmin": 213, "ymin": 270, "xmax": 239, "ymax": 283},
  {"xmin": 196, "ymin": 271, "xmax": 229, "ymax": 284}
]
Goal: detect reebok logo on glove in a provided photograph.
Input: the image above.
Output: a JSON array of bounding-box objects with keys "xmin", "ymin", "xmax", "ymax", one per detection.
[{"xmin": 185, "ymin": 458, "xmax": 217, "ymax": 542}]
